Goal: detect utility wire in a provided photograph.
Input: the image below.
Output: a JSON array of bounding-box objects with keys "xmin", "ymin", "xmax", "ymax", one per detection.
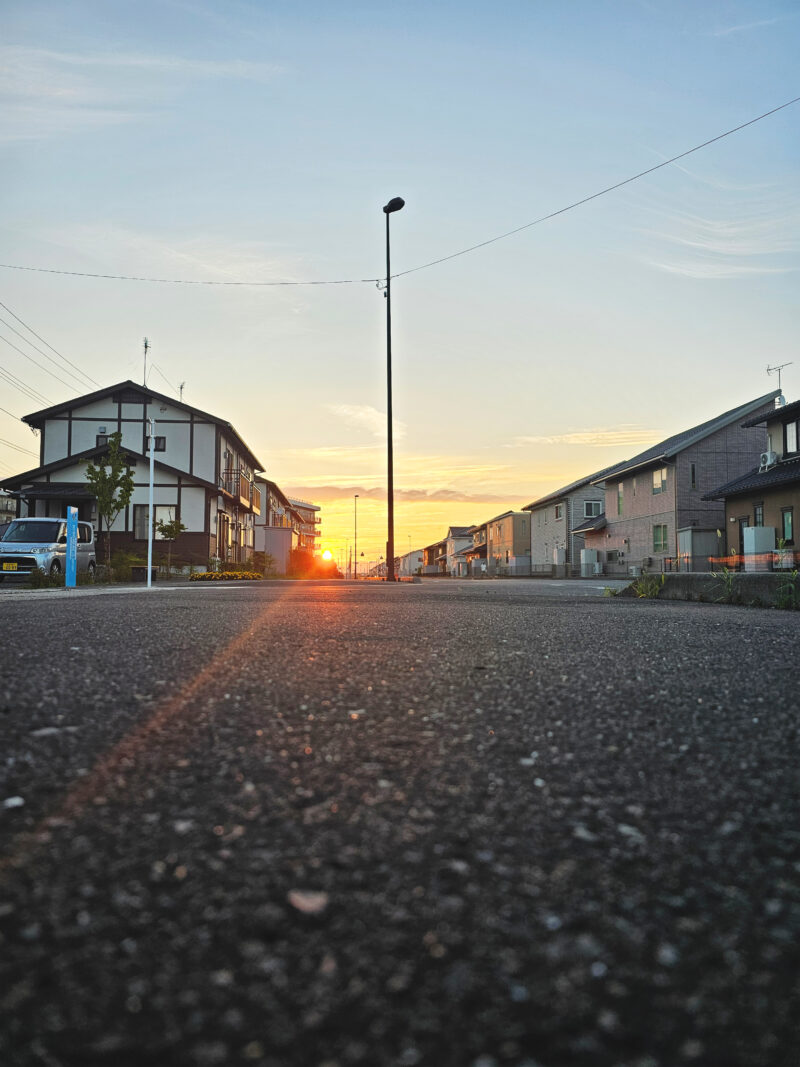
[
  {"xmin": 395, "ymin": 94, "xmax": 800, "ymax": 278},
  {"xmin": 0, "ymin": 405, "xmax": 21, "ymax": 422},
  {"xmin": 0, "ymin": 96, "xmax": 797, "ymax": 288},
  {"xmin": 0, "ymin": 362, "xmax": 51, "ymax": 406},
  {"xmin": 0, "ymin": 330, "xmax": 81, "ymax": 394},
  {"xmin": 0, "ymin": 437, "xmax": 37, "ymax": 456},
  {"xmin": 148, "ymin": 361, "xmax": 180, "ymax": 396},
  {"xmin": 0, "ymin": 313, "xmax": 92, "ymax": 391},
  {"xmin": 0, "ymin": 301, "xmax": 99, "ymax": 388}
]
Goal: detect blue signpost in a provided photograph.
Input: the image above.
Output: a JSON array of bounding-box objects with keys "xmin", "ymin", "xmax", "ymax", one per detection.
[{"xmin": 66, "ymin": 506, "xmax": 78, "ymax": 588}]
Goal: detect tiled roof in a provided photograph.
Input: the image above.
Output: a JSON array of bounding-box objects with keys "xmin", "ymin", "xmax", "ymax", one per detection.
[
  {"xmin": 572, "ymin": 514, "xmax": 607, "ymax": 534},
  {"xmin": 703, "ymin": 455, "xmax": 800, "ymax": 499},
  {"xmin": 591, "ymin": 390, "xmax": 780, "ymax": 483},
  {"xmin": 522, "ymin": 465, "xmax": 618, "ymax": 511},
  {"xmin": 741, "ymin": 397, "xmax": 800, "ymax": 427},
  {"xmin": 21, "ymin": 380, "xmax": 266, "ymax": 472}
]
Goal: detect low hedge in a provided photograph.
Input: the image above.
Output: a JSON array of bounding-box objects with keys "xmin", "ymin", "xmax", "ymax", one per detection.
[{"xmin": 189, "ymin": 571, "xmax": 264, "ymax": 582}]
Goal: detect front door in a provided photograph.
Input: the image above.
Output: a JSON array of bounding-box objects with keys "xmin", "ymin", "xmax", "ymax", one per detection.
[{"xmin": 738, "ymin": 517, "xmax": 749, "ymax": 558}]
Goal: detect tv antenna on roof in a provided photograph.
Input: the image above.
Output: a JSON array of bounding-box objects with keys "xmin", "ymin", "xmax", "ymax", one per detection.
[
  {"xmin": 767, "ymin": 361, "xmax": 792, "ymax": 392},
  {"xmin": 143, "ymin": 337, "xmax": 150, "ymax": 385}
]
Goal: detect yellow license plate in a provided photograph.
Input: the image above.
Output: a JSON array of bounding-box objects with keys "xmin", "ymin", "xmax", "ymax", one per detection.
[{"xmin": 2, "ymin": 562, "xmax": 18, "ymax": 571}]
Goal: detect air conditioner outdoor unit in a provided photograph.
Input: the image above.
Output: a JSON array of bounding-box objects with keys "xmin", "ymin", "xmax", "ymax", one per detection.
[{"xmin": 759, "ymin": 450, "xmax": 777, "ymax": 472}]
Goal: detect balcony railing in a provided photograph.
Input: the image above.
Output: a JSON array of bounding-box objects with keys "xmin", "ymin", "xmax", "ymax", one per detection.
[{"xmin": 250, "ymin": 482, "xmax": 261, "ymax": 516}]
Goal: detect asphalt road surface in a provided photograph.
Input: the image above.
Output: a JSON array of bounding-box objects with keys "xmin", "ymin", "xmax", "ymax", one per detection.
[{"xmin": 1, "ymin": 580, "xmax": 798, "ymax": 1067}]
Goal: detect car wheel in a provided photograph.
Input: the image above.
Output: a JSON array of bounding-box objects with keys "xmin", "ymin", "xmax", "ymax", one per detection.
[{"xmin": 49, "ymin": 560, "xmax": 61, "ymax": 577}]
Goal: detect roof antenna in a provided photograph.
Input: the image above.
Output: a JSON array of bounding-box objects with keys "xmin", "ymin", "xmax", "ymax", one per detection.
[
  {"xmin": 767, "ymin": 361, "xmax": 791, "ymax": 405},
  {"xmin": 179, "ymin": 381, "xmax": 186, "ymax": 402},
  {"xmin": 143, "ymin": 337, "xmax": 150, "ymax": 385}
]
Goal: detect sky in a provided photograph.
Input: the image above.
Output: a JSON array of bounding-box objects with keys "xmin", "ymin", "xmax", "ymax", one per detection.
[{"xmin": 1, "ymin": 0, "xmax": 799, "ymax": 567}]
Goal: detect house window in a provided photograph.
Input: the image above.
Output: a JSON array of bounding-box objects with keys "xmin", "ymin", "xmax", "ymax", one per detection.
[
  {"xmin": 133, "ymin": 504, "xmax": 176, "ymax": 540},
  {"xmin": 785, "ymin": 420, "xmax": 799, "ymax": 455},
  {"xmin": 653, "ymin": 524, "xmax": 668, "ymax": 553},
  {"xmin": 96, "ymin": 434, "xmax": 109, "ymax": 447},
  {"xmin": 584, "ymin": 500, "xmax": 602, "ymax": 518},
  {"xmin": 690, "ymin": 463, "xmax": 697, "ymax": 489},
  {"xmin": 652, "ymin": 467, "xmax": 667, "ymax": 495},
  {"xmin": 617, "ymin": 483, "xmax": 623, "ymax": 515},
  {"xmin": 554, "ymin": 504, "xmax": 564, "ymax": 520},
  {"xmin": 753, "ymin": 503, "xmax": 764, "ymax": 527},
  {"xmin": 146, "ymin": 436, "xmax": 166, "ymax": 452},
  {"xmin": 782, "ymin": 507, "xmax": 794, "ymax": 545}
]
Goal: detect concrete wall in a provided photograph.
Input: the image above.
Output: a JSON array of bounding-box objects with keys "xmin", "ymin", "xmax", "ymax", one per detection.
[{"xmin": 631, "ymin": 571, "xmax": 798, "ymax": 608}]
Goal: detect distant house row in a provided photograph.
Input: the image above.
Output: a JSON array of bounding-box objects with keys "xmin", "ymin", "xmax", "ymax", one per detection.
[
  {"xmin": 410, "ymin": 389, "xmax": 798, "ymax": 578},
  {"xmin": 0, "ymin": 381, "xmax": 320, "ymax": 574}
]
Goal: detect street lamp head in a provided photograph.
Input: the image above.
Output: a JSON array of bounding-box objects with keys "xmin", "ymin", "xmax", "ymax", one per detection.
[{"xmin": 383, "ymin": 197, "xmax": 405, "ymax": 214}]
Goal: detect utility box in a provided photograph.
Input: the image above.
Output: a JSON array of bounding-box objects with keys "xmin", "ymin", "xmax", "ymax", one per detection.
[
  {"xmin": 743, "ymin": 526, "xmax": 776, "ymax": 572},
  {"xmin": 581, "ymin": 549, "xmax": 599, "ymax": 578}
]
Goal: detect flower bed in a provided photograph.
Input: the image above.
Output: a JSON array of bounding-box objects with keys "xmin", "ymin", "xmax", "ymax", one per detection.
[{"xmin": 189, "ymin": 571, "xmax": 264, "ymax": 582}]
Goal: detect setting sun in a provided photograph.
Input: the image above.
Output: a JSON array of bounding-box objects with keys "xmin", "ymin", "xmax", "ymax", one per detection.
[{"xmin": 321, "ymin": 549, "xmax": 333, "ymax": 561}]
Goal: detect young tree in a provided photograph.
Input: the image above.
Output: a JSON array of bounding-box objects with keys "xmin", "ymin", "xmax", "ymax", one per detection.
[
  {"xmin": 84, "ymin": 432, "xmax": 135, "ymax": 569},
  {"xmin": 155, "ymin": 515, "xmax": 187, "ymax": 575}
]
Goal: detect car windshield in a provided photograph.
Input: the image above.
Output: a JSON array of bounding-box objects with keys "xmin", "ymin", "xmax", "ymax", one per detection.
[{"xmin": 3, "ymin": 520, "xmax": 63, "ymax": 543}]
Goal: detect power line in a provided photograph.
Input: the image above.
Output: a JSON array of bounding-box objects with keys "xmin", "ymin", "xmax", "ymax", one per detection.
[
  {"xmin": 0, "ymin": 96, "xmax": 797, "ymax": 288},
  {"xmin": 0, "ymin": 312, "xmax": 92, "ymax": 391},
  {"xmin": 0, "ymin": 437, "xmax": 37, "ymax": 456},
  {"xmin": 0, "ymin": 362, "xmax": 51, "ymax": 406},
  {"xmin": 0, "ymin": 405, "xmax": 21, "ymax": 422},
  {"xmin": 0, "ymin": 301, "xmax": 99, "ymax": 388},
  {"xmin": 148, "ymin": 361, "xmax": 180, "ymax": 396},
  {"xmin": 0, "ymin": 264, "xmax": 381, "ymax": 287},
  {"xmin": 0, "ymin": 330, "xmax": 82, "ymax": 394},
  {"xmin": 395, "ymin": 94, "xmax": 800, "ymax": 278}
]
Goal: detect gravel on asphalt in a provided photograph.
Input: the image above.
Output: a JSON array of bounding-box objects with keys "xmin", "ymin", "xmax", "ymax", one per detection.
[{"xmin": 1, "ymin": 580, "xmax": 798, "ymax": 1067}]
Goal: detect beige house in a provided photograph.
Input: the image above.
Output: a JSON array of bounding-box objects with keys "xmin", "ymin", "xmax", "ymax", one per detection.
[
  {"xmin": 524, "ymin": 467, "xmax": 613, "ymax": 576},
  {"xmin": 485, "ymin": 511, "xmax": 531, "ymax": 576}
]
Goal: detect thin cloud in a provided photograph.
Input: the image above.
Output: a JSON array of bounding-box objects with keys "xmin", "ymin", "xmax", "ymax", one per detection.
[
  {"xmin": 647, "ymin": 260, "xmax": 794, "ymax": 280},
  {"xmin": 711, "ymin": 18, "xmax": 784, "ymax": 37},
  {"xmin": 0, "ymin": 45, "xmax": 281, "ymax": 141},
  {"xmin": 282, "ymin": 485, "xmax": 512, "ymax": 505},
  {"xmin": 327, "ymin": 404, "xmax": 407, "ymax": 441},
  {"xmin": 513, "ymin": 427, "xmax": 659, "ymax": 448},
  {"xmin": 1, "ymin": 46, "xmax": 281, "ymax": 85},
  {"xmin": 36, "ymin": 224, "xmax": 304, "ymax": 284}
]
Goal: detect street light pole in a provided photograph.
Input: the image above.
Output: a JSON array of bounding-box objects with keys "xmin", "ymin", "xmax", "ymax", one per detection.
[
  {"xmin": 383, "ymin": 196, "xmax": 404, "ymax": 583},
  {"xmin": 354, "ymin": 493, "xmax": 359, "ymax": 581}
]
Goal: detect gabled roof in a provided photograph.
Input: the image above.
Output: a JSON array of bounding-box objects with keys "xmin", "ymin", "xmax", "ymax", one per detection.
[
  {"xmin": 0, "ymin": 443, "xmax": 217, "ymax": 494},
  {"xmin": 703, "ymin": 455, "xmax": 800, "ymax": 500},
  {"xmin": 523, "ymin": 465, "xmax": 618, "ymax": 511},
  {"xmin": 741, "ymin": 397, "xmax": 800, "ymax": 427},
  {"xmin": 447, "ymin": 526, "xmax": 473, "ymax": 538},
  {"xmin": 22, "ymin": 380, "xmax": 265, "ymax": 472},
  {"xmin": 590, "ymin": 391, "xmax": 780, "ymax": 484}
]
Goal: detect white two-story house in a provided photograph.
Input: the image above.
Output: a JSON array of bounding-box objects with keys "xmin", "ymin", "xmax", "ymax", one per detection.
[{"xmin": 1, "ymin": 381, "xmax": 264, "ymax": 568}]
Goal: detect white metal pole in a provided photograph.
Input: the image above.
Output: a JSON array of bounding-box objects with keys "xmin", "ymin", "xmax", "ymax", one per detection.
[{"xmin": 147, "ymin": 418, "xmax": 155, "ymax": 589}]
